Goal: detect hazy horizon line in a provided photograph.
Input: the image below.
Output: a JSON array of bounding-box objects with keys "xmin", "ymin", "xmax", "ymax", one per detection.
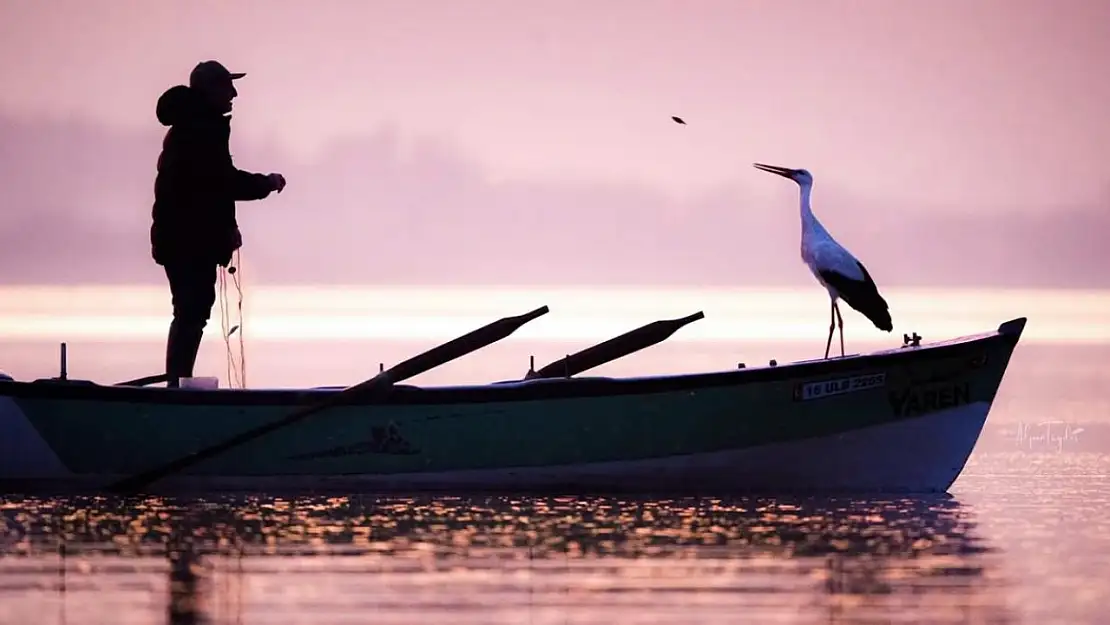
[{"xmin": 2, "ymin": 284, "xmax": 1106, "ymax": 345}]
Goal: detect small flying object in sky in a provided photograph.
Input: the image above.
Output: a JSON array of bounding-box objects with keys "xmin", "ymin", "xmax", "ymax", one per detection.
[{"xmin": 672, "ymin": 116, "xmax": 686, "ymax": 125}]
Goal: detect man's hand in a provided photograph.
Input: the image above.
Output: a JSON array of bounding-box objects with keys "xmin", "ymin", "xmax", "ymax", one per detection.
[{"xmin": 267, "ymin": 173, "xmax": 287, "ymax": 193}]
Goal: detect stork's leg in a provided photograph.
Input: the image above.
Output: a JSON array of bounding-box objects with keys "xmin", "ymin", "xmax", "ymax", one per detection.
[
  {"xmin": 824, "ymin": 299, "xmax": 835, "ymax": 359},
  {"xmin": 834, "ymin": 301, "xmax": 845, "ymax": 357}
]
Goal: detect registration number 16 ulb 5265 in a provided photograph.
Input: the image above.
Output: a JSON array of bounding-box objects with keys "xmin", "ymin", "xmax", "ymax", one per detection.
[{"xmin": 795, "ymin": 372, "xmax": 887, "ymax": 401}]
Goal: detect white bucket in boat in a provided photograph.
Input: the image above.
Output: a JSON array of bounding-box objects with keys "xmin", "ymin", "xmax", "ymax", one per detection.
[{"xmin": 180, "ymin": 376, "xmax": 220, "ymax": 390}]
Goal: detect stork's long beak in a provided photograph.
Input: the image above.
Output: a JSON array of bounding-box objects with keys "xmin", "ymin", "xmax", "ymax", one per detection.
[{"xmin": 753, "ymin": 163, "xmax": 797, "ymax": 179}]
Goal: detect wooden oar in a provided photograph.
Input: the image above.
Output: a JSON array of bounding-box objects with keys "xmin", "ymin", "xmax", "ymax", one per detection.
[
  {"xmin": 115, "ymin": 373, "xmax": 171, "ymax": 387},
  {"xmin": 105, "ymin": 305, "xmax": 550, "ymax": 494},
  {"xmin": 525, "ymin": 311, "xmax": 704, "ymax": 380}
]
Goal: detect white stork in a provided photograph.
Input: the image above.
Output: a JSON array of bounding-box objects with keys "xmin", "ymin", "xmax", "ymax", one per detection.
[{"xmin": 753, "ymin": 163, "xmax": 893, "ymax": 358}]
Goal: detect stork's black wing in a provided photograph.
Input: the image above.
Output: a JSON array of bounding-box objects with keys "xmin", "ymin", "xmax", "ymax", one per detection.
[{"xmin": 819, "ymin": 261, "xmax": 893, "ymax": 331}]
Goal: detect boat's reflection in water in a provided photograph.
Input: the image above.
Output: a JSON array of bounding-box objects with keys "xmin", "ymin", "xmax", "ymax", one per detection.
[{"xmin": 3, "ymin": 493, "xmax": 1014, "ymax": 624}]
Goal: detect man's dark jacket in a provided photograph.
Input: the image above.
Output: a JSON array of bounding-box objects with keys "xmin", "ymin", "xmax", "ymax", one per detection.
[{"xmin": 151, "ymin": 85, "xmax": 273, "ymax": 267}]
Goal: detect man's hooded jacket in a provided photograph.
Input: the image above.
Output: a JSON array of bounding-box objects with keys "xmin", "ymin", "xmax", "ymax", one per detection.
[{"xmin": 150, "ymin": 84, "xmax": 273, "ymax": 267}]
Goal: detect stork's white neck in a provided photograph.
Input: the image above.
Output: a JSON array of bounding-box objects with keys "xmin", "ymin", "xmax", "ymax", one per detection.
[{"xmin": 798, "ymin": 183, "xmax": 826, "ymax": 236}]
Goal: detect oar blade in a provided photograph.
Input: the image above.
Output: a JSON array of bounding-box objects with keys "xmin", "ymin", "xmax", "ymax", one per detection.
[
  {"xmin": 105, "ymin": 304, "xmax": 551, "ymax": 494},
  {"xmin": 379, "ymin": 305, "xmax": 549, "ymax": 384},
  {"xmin": 529, "ymin": 311, "xmax": 704, "ymax": 379}
]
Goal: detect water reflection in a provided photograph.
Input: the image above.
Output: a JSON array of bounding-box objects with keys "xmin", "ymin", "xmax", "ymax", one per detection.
[{"xmin": 1, "ymin": 494, "xmax": 1012, "ymax": 624}]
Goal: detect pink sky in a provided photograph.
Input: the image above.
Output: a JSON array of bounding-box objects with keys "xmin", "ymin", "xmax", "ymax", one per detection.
[
  {"xmin": 2, "ymin": 1, "xmax": 1108, "ymax": 392},
  {"xmin": 3, "ymin": 0, "xmax": 1109, "ymax": 210}
]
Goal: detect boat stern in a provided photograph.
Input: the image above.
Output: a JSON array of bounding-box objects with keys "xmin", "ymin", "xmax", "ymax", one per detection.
[{"xmin": 0, "ymin": 391, "xmax": 71, "ymax": 483}]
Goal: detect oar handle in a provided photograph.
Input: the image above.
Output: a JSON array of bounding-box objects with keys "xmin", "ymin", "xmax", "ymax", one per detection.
[{"xmin": 114, "ymin": 373, "xmax": 171, "ymax": 387}]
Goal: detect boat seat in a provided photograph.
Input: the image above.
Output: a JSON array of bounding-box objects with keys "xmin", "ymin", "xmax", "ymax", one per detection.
[
  {"xmin": 309, "ymin": 384, "xmax": 422, "ymax": 391},
  {"xmin": 490, "ymin": 376, "xmax": 615, "ymax": 386}
]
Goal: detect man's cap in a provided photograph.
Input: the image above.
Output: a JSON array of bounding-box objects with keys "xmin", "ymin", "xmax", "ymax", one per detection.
[{"xmin": 189, "ymin": 60, "xmax": 246, "ymax": 88}]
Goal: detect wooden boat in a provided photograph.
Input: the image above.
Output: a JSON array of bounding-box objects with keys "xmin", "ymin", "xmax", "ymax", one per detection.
[{"xmin": 0, "ymin": 306, "xmax": 1027, "ymax": 495}]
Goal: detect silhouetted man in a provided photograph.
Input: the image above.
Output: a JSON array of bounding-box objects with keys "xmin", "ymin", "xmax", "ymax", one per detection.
[{"xmin": 151, "ymin": 60, "xmax": 286, "ymax": 387}]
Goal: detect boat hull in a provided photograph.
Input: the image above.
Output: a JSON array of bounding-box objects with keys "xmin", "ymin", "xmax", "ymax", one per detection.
[{"xmin": 0, "ymin": 318, "xmax": 1027, "ymax": 495}]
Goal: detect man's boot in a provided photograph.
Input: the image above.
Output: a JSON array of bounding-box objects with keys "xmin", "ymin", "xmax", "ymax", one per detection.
[{"xmin": 165, "ymin": 319, "xmax": 205, "ymax": 388}]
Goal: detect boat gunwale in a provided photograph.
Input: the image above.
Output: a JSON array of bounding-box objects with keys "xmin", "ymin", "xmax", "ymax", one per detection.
[{"xmin": 0, "ymin": 318, "xmax": 1026, "ymax": 407}]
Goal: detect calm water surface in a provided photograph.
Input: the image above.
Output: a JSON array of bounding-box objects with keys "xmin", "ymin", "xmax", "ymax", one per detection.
[{"xmin": 1, "ymin": 452, "xmax": 1108, "ymax": 625}]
